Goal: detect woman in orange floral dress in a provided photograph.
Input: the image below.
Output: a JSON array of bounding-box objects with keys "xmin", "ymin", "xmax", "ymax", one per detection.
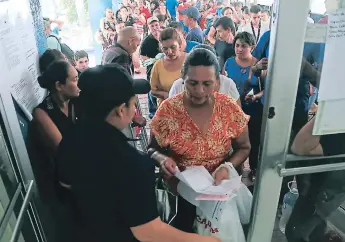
[{"xmin": 149, "ymin": 48, "xmax": 251, "ymax": 232}]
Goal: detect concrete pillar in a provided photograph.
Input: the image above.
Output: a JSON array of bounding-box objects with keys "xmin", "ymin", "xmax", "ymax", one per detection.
[{"xmin": 87, "ymin": 0, "xmax": 112, "ymax": 64}]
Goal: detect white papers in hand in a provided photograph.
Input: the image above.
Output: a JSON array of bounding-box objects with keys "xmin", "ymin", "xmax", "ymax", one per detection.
[
  {"xmin": 246, "ymin": 89, "xmax": 254, "ymax": 96},
  {"xmin": 175, "ymin": 166, "xmax": 214, "ymax": 192},
  {"xmin": 175, "ymin": 166, "xmax": 242, "ymax": 196}
]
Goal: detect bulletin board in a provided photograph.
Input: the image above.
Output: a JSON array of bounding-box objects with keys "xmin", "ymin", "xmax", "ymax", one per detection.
[{"xmin": 0, "ymin": 0, "xmax": 46, "ymax": 120}]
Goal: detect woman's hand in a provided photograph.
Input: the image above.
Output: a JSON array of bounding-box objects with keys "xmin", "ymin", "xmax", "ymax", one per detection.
[
  {"xmin": 245, "ymin": 94, "xmax": 257, "ymax": 103},
  {"xmin": 214, "ymin": 167, "xmax": 229, "ymax": 185},
  {"xmin": 161, "ymin": 157, "xmax": 177, "ymax": 180},
  {"xmin": 255, "ymin": 58, "xmax": 269, "ymax": 71}
]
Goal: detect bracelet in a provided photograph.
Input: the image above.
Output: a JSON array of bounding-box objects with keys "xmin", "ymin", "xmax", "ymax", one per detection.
[{"xmin": 151, "ymin": 151, "xmax": 167, "ymax": 167}]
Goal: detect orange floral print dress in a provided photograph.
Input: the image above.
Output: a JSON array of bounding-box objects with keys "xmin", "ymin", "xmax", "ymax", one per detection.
[{"xmin": 150, "ymin": 92, "xmax": 250, "ymax": 173}]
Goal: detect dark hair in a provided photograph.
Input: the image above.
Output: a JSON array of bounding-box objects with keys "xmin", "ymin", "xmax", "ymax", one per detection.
[
  {"xmin": 37, "ymin": 60, "xmax": 71, "ymax": 92},
  {"xmin": 242, "ymin": 7, "xmax": 249, "ymax": 15},
  {"xmin": 115, "ymin": 10, "xmax": 120, "ymax": 20},
  {"xmin": 157, "ymin": 14, "xmax": 167, "ymax": 22},
  {"xmin": 169, "ymin": 21, "xmax": 184, "ymax": 32},
  {"xmin": 159, "ymin": 27, "xmax": 181, "ymax": 44},
  {"xmin": 250, "ymin": 5, "xmax": 262, "ymax": 14},
  {"xmin": 234, "ymin": 1, "xmax": 243, "ymax": 7},
  {"xmin": 214, "ymin": 16, "xmax": 236, "ymax": 36},
  {"xmin": 116, "ymin": 19, "xmax": 125, "ymax": 25},
  {"xmin": 233, "ymin": 32, "xmax": 256, "ymax": 47},
  {"xmin": 74, "ymin": 50, "xmax": 89, "ymax": 62},
  {"xmin": 262, "ymin": 9, "xmax": 270, "ymax": 15},
  {"xmin": 222, "ymin": 7, "xmax": 233, "ymax": 16},
  {"xmin": 116, "ymin": 6, "xmax": 128, "ymax": 20},
  {"xmin": 242, "ymin": 6, "xmax": 249, "ymax": 12},
  {"xmin": 182, "ymin": 48, "xmax": 220, "ymax": 80},
  {"xmin": 192, "ymin": 44, "xmax": 216, "ymax": 55},
  {"xmin": 39, "ymin": 49, "xmax": 65, "ymax": 74},
  {"xmin": 151, "ymin": 0, "xmax": 159, "ymax": 11}
]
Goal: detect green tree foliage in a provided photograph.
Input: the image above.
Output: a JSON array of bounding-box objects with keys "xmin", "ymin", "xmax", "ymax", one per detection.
[{"xmin": 60, "ymin": 0, "xmax": 89, "ymax": 24}]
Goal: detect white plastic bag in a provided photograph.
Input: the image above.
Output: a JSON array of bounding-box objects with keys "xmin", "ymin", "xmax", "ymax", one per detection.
[
  {"xmin": 194, "ymin": 199, "xmax": 246, "ymax": 242},
  {"xmin": 235, "ymin": 184, "xmax": 253, "ymax": 224},
  {"xmin": 227, "ymin": 163, "xmax": 253, "ymax": 225}
]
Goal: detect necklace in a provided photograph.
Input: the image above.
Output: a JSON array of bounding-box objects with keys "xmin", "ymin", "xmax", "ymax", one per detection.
[
  {"xmin": 251, "ymin": 20, "xmax": 261, "ymax": 43},
  {"xmin": 236, "ymin": 57, "xmax": 253, "ymax": 74}
]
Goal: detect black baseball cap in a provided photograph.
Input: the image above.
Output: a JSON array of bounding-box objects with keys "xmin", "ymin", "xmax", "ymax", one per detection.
[{"xmin": 78, "ymin": 64, "xmax": 150, "ymax": 119}]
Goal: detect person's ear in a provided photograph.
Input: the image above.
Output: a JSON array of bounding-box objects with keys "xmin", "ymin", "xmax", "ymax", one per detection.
[
  {"xmin": 55, "ymin": 81, "xmax": 64, "ymax": 92},
  {"xmin": 114, "ymin": 103, "xmax": 127, "ymax": 117}
]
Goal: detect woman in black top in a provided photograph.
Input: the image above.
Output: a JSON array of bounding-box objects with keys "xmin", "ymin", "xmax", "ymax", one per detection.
[
  {"xmin": 34, "ymin": 60, "xmax": 80, "ymax": 151},
  {"xmin": 29, "ymin": 60, "xmax": 79, "ymax": 199},
  {"xmin": 27, "ymin": 59, "xmax": 79, "ymax": 242}
]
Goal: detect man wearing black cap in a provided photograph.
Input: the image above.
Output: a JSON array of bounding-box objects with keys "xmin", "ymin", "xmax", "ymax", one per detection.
[
  {"xmin": 56, "ymin": 64, "xmax": 220, "ymax": 242},
  {"xmin": 180, "ymin": 6, "xmax": 204, "ymax": 43}
]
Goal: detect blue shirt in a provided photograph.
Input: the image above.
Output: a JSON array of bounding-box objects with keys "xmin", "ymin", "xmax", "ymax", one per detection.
[
  {"xmin": 185, "ymin": 41, "xmax": 200, "ymax": 53},
  {"xmin": 216, "ymin": 7, "xmax": 223, "ymax": 17},
  {"xmin": 297, "ymin": 42, "xmax": 325, "ymax": 113},
  {"xmin": 252, "ymin": 30, "xmax": 325, "ymax": 111},
  {"xmin": 186, "ymin": 26, "xmax": 204, "ymax": 43},
  {"xmin": 224, "ymin": 58, "xmax": 262, "ymax": 116},
  {"xmin": 252, "ymin": 30, "xmax": 270, "ymax": 60},
  {"xmin": 166, "ymin": 0, "xmax": 179, "ymax": 18}
]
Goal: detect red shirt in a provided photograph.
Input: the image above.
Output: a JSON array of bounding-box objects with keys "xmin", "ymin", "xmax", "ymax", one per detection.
[{"xmin": 140, "ymin": 7, "xmax": 151, "ymax": 20}]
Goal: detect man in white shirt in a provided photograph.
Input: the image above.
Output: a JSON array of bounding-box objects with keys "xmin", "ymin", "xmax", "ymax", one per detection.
[
  {"xmin": 169, "ymin": 44, "xmax": 240, "ymax": 105},
  {"xmin": 238, "ymin": 5, "xmax": 270, "ymax": 44}
]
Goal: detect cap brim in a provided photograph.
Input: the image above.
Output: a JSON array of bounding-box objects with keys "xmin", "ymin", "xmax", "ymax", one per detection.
[
  {"xmin": 148, "ymin": 20, "xmax": 158, "ymax": 25},
  {"xmin": 179, "ymin": 9, "xmax": 188, "ymax": 15},
  {"xmin": 133, "ymin": 79, "xmax": 151, "ymax": 94}
]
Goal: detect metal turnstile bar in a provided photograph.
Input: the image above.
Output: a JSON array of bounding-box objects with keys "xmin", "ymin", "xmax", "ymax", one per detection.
[
  {"xmin": 286, "ymin": 153, "xmax": 345, "ymax": 163},
  {"xmin": 0, "ymin": 184, "xmax": 22, "ymax": 241},
  {"xmin": 279, "ymin": 162, "xmax": 345, "ymax": 177},
  {"xmin": 10, "ymin": 180, "xmax": 34, "ymax": 242}
]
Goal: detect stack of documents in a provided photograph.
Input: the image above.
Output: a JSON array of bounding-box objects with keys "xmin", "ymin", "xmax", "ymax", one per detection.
[{"xmin": 175, "ymin": 166, "xmax": 242, "ymax": 201}]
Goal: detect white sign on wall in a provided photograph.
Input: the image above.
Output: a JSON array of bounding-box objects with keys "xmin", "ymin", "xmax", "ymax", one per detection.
[
  {"xmin": 0, "ymin": 0, "xmax": 45, "ymax": 120},
  {"xmin": 314, "ymin": 9, "xmax": 345, "ymax": 135}
]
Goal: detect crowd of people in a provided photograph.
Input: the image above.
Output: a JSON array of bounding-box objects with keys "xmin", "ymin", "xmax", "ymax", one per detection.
[{"xmin": 31, "ymin": 0, "xmax": 345, "ymax": 241}]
